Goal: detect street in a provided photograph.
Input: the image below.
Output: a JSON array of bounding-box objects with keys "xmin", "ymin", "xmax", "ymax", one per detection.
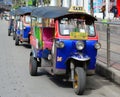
[{"xmin": 0, "ymin": 20, "xmax": 120, "ymax": 97}]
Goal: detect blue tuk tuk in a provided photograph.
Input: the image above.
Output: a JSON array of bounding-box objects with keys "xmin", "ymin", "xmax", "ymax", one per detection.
[
  {"xmin": 29, "ymin": 6, "xmax": 101, "ymax": 95},
  {"xmin": 8, "ymin": 10, "xmax": 15, "ymax": 36},
  {"xmin": 14, "ymin": 6, "xmax": 35, "ymax": 45}
]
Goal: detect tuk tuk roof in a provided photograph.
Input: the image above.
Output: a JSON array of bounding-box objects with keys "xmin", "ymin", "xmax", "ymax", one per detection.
[
  {"xmin": 15, "ymin": 6, "xmax": 36, "ymax": 15},
  {"xmin": 31, "ymin": 6, "xmax": 68, "ymax": 18},
  {"xmin": 31, "ymin": 6, "xmax": 97, "ymax": 21}
]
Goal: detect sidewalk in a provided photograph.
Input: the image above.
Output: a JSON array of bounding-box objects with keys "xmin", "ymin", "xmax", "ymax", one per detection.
[
  {"xmin": 96, "ymin": 59, "xmax": 120, "ymax": 85},
  {"xmin": 95, "ymin": 18, "xmax": 120, "ymax": 85}
]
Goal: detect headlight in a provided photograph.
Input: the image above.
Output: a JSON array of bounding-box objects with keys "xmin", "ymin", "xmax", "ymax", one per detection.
[
  {"xmin": 55, "ymin": 41, "xmax": 64, "ymax": 48},
  {"xmin": 76, "ymin": 41, "xmax": 84, "ymax": 50},
  {"xmin": 95, "ymin": 42, "xmax": 101, "ymax": 49}
]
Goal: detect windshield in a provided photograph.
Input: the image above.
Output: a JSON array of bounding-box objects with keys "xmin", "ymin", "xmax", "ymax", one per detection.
[
  {"xmin": 59, "ymin": 18, "xmax": 95, "ymax": 37},
  {"xmin": 25, "ymin": 16, "xmax": 31, "ymax": 23}
]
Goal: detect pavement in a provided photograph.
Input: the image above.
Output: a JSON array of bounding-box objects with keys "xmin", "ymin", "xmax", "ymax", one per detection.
[
  {"xmin": 96, "ymin": 60, "xmax": 120, "ymax": 85},
  {"xmin": 96, "ymin": 18, "xmax": 120, "ymax": 85}
]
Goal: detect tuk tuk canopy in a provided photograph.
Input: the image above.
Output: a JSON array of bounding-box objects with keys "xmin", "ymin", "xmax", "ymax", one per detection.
[
  {"xmin": 15, "ymin": 6, "xmax": 36, "ymax": 15},
  {"xmin": 31, "ymin": 6, "xmax": 97, "ymax": 22}
]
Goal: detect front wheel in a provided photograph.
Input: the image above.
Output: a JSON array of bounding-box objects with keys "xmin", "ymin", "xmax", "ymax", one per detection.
[
  {"xmin": 73, "ymin": 67, "xmax": 86, "ymax": 95},
  {"xmin": 29, "ymin": 56, "xmax": 37, "ymax": 76}
]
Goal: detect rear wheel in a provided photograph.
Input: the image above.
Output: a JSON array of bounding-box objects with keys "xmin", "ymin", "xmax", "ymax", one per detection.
[
  {"xmin": 8, "ymin": 29, "xmax": 11, "ymax": 36},
  {"xmin": 29, "ymin": 56, "xmax": 37, "ymax": 76},
  {"xmin": 28, "ymin": 34, "xmax": 30, "ymax": 44},
  {"xmin": 13, "ymin": 32, "xmax": 16, "ymax": 40},
  {"xmin": 73, "ymin": 67, "xmax": 86, "ymax": 95},
  {"xmin": 15, "ymin": 36, "xmax": 19, "ymax": 45}
]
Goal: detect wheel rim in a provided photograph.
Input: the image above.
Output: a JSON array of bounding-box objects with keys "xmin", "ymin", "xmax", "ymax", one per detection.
[{"xmin": 74, "ymin": 72, "xmax": 78, "ymax": 89}]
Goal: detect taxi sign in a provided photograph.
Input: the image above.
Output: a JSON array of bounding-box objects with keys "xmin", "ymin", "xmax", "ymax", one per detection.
[
  {"xmin": 70, "ymin": 32, "xmax": 88, "ymax": 40},
  {"xmin": 69, "ymin": 6, "xmax": 85, "ymax": 13}
]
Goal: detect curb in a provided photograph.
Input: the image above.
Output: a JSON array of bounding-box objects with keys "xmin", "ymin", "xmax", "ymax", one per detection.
[{"xmin": 96, "ymin": 60, "xmax": 120, "ymax": 85}]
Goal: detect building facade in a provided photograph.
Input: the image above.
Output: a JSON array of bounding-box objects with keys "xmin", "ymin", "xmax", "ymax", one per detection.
[{"xmin": 40, "ymin": 0, "xmax": 119, "ymax": 18}]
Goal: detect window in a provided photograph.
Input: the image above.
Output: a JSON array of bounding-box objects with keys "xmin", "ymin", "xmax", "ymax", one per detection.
[
  {"xmin": 59, "ymin": 18, "xmax": 95, "ymax": 36},
  {"xmin": 25, "ymin": 16, "xmax": 31, "ymax": 23}
]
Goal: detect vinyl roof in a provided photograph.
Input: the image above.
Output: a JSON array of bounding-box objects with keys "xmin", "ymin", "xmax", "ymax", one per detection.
[
  {"xmin": 15, "ymin": 6, "xmax": 36, "ymax": 15},
  {"xmin": 31, "ymin": 6, "xmax": 97, "ymax": 21}
]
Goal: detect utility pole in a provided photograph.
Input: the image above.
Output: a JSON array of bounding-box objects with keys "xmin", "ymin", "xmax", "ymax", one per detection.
[
  {"xmin": 90, "ymin": 0, "xmax": 93, "ymax": 15},
  {"xmin": 62, "ymin": 0, "xmax": 70, "ymax": 7},
  {"xmin": 83, "ymin": 0, "xmax": 84, "ymax": 7},
  {"xmin": 15, "ymin": 0, "xmax": 16, "ymax": 6},
  {"xmin": 26, "ymin": 0, "xmax": 28, "ymax": 6},
  {"xmin": 50, "ymin": 0, "xmax": 57, "ymax": 6},
  {"xmin": 21, "ymin": 0, "xmax": 22, "ymax": 6},
  {"xmin": 39, "ymin": 0, "xmax": 43, "ymax": 6},
  {"xmin": 106, "ymin": 0, "xmax": 109, "ymax": 19},
  {"xmin": 71, "ymin": 0, "xmax": 76, "ymax": 6}
]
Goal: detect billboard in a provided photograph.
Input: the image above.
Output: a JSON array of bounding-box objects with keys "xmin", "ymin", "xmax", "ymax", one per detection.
[
  {"xmin": 88, "ymin": 0, "xmax": 103, "ymax": 13},
  {"xmin": 93, "ymin": 0, "xmax": 103, "ymax": 13}
]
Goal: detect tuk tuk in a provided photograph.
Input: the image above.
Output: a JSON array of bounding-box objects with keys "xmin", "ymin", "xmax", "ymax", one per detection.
[
  {"xmin": 8, "ymin": 10, "xmax": 15, "ymax": 36},
  {"xmin": 14, "ymin": 6, "xmax": 35, "ymax": 45},
  {"xmin": 12, "ymin": 15, "xmax": 20, "ymax": 40},
  {"xmin": 29, "ymin": 6, "xmax": 101, "ymax": 95}
]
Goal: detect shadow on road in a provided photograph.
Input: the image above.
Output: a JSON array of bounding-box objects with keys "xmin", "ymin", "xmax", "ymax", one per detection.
[
  {"xmin": 17, "ymin": 43, "xmax": 31, "ymax": 49},
  {"xmin": 85, "ymin": 74, "xmax": 113, "ymax": 95},
  {"xmin": 22, "ymin": 43, "xmax": 31, "ymax": 49},
  {"xmin": 29, "ymin": 67, "xmax": 114, "ymax": 95},
  {"xmin": 48, "ymin": 75, "xmax": 72, "ymax": 88}
]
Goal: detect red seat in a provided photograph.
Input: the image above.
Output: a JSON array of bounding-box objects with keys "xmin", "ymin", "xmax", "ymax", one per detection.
[{"xmin": 42, "ymin": 28, "xmax": 54, "ymax": 50}]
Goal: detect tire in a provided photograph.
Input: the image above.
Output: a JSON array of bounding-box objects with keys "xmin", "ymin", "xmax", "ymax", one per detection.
[
  {"xmin": 13, "ymin": 32, "xmax": 16, "ymax": 40},
  {"xmin": 73, "ymin": 67, "xmax": 86, "ymax": 95},
  {"xmin": 15, "ymin": 36, "xmax": 19, "ymax": 45},
  {"xmin": 28, "ymin": 34, "xmax": 30, "ymax": 44},
  {"xmin": 29, "ymin": 56, "xmax": 37, "ymax": 76},
  {"xmin": 8, "ymin": 29, "xmax": 11, "ymax": 36}
]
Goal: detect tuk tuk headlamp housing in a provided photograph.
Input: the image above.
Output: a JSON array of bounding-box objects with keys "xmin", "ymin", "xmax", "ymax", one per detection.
[
  {"xmin": 76, "ymin": 41, "xmax": 84, "ymax": 50},
  {"xmin": 55, "ymin": 41, "xmax": 65, "ymax": 48},
  {"xmin": 95, "ymin": 42, "xmax": 101, "ymax": 49}
]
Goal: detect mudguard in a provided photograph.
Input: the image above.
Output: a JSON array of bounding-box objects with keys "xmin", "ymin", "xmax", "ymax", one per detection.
[
  {"xmin": 16, "ymin": 29, "xmax": 20, "ymax": 35},
  {"xmin": 70, "ymin": 53, "xmax": 90, "ymax": 61}
]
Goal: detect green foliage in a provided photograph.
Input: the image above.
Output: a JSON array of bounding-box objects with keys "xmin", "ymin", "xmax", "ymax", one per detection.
[
  {"xmin": 32, "ymin": 0, "xmax": 36, "ymax": 6},
  {"xmin": 12, "ymin": 0, "xmax": 51, "ymax": 7},
  {"xmin": 12, "ymin": 0, "xmax": 26, "ymax": 8},
  {"xmin": 43, "ymin": 0, "xmax": 50, "ymax": 5},
  {"xmin": 28, "ymin": 0, "xmax": 33, "ymax": 6}
]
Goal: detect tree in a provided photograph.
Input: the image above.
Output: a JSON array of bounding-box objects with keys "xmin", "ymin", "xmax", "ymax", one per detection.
[
  {"xmin": 12, "ymin": 0, "xmax": 26, "ymax": 8},
  {"xmin": 90, "ymin": 0, "xmax": 93, "ymax": 15},
  {"xmin": 32, "ymin": 0, "xmax": 37, "ymax": 6},
  {"xmin": 43, "ymin": 0, "xmax": 50, "ymax": 4}
]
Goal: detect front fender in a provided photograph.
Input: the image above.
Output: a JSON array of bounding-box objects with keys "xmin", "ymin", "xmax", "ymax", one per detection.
[
  {"xmin": 69, "ymin": 53, "xmax": 90, "ymax": 62},
  {"xmin": 16, "ymin": 29, "xmax": 20, "ymax": 35}
]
